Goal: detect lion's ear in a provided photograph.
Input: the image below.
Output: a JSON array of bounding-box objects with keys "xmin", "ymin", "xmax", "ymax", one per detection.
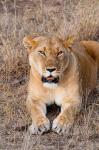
[
  {"xmin": 23, "ymin": 36, "xmax": 37, "ymax": 54},
  {"xmin": 64, "ymin": 36, "xmax": 75, "ymax": 48}
]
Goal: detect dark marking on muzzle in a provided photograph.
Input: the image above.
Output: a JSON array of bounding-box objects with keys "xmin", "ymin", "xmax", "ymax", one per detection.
[{"xmin": 42, "ymin": 75, "xmax": 59, "ymax": 84}]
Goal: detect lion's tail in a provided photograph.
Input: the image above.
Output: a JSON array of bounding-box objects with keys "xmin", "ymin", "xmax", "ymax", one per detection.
[{"xmin": 81, "ymin": 40, "xmax": 99, "ymax": 67}]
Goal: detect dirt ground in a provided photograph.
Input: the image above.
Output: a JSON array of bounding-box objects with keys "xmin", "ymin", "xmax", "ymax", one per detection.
[{"xmin": 0, "ymin": 0, "xmax": 99, "ymax": 150}]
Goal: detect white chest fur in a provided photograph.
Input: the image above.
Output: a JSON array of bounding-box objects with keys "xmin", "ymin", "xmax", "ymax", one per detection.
[
  {"xmin": 55, "ymin": 89, "xmax": 66, "ymax": 106},
  {"xmin": 45, "ymin": 87, "xmax": 66, "ymax": 106}
]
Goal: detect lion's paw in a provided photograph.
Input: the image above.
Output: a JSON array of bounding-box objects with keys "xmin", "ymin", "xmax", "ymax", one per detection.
[
  {"xmin": 52, "ymin": 117, "xmax": 72, "ymax": 135},
  {"xmin": 29, "ymin": 118, "xmax": 50, "ymax": 135}
]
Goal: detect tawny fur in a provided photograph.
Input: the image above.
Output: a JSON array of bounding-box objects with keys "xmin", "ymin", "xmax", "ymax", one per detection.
[{"xmin": 23, "ymin": 35, "xmax": 99, "ymax": 134}]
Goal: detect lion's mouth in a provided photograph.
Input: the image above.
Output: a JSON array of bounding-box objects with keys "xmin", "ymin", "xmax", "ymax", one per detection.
[{"xmin": 41, "ymin": 75, "xmax": 59, "ymax": 84}]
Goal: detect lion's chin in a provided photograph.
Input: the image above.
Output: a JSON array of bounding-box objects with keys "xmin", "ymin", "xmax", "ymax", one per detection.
[{"xmin": 43, "ymin": 82, "xmax": 58, "ymax": 89}]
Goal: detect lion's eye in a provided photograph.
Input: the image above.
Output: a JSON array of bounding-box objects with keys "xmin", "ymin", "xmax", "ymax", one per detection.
[
  {"xmin": 57, "ymin": 51, "xmax": 64, "ymax": 56},
  {"xmin": 38, "ymin": 51, "xmax": 46, "ymax": 56}
]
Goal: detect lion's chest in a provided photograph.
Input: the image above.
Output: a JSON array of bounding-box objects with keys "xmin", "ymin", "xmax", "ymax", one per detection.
[
  {"xmin": 54, "ymin": 91, "xmax": 66, "ymax": 106},
  {"xmin": 46, "ymin": 89, "xmax": 65, "ymax": 106},
  {"xmin": 45, "ymin": 83, "xmax": 80, "ymax": 106}
]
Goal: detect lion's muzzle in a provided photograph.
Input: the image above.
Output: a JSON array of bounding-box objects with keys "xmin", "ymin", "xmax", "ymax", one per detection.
[{"xmin": 41, "ymin": 75, "xmax": 59, "ymax": 84}]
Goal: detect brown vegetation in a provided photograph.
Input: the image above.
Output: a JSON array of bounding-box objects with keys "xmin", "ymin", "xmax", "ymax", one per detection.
[{"xmin": 0, "ymin": 0, "xmax": 99, "ymax": 149}]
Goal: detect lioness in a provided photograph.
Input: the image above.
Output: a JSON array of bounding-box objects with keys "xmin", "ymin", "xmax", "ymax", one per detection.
[{"xmin": 23, "ymin": 35, "xmax": 99, "ymax": 134}]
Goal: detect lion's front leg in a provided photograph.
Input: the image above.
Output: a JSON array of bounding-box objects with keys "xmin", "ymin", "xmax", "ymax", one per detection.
[
  {"xmin": 26, "ymin": 98, "xmax": 50, "ymax": 135},
  {"xmin": 52, "ymin": 99, "xmax": 81, "ymax": 134}
]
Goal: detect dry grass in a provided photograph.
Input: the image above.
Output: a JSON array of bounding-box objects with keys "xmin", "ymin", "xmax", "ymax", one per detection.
[{"xmin": 0, "ymin": 0, "xmax": 99, "ymax": 150}]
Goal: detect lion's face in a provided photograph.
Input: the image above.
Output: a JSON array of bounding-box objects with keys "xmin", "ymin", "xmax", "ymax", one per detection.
[{"xmin": 23, "ymin": 36, "xmax": 73, "ymax": 88}]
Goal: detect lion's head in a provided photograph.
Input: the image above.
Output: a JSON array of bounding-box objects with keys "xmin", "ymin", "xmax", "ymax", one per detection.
[{"xmin": 23, "ymin": 35, "xmax": 74, "ymax": 88}]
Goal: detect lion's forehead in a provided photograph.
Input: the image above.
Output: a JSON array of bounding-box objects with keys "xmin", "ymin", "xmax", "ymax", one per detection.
[
  {"xmin": 37, "ymin": 36, "xmax": 63, "ymax": 49},
  {"xmin": 36, "ymin": 42, "xmax": 64, "ymax": 56}
]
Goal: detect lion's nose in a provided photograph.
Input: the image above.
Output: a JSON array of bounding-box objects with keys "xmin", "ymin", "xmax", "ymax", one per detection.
[{"xmin": 46, "ymin": 68, "xmax": 56, "ymax": 72}]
